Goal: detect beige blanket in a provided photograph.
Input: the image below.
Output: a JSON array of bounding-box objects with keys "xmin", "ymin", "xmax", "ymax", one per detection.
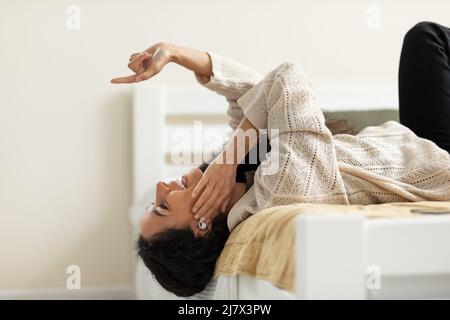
[{"xmin": 214, "ymin": 201, "xmax": 450, "ymax": 292}]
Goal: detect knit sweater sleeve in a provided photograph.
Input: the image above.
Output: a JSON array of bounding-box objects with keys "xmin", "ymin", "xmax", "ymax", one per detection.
[
  {"xmin": 194, "ymin": 52, "xmax": 263, "ymax": 130},
  {"xmin": 236, "ymin": 62, "xmax": 350, "ymax": 210}
]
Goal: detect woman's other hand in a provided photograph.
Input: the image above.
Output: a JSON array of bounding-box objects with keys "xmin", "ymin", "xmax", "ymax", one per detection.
[
  {"xmin": 111, "ymin": 42, "xmax": 175, "ymax": 84},
  {"xmin": 192, "ymin": 117, "xmax": 259, "ymax": 224},
  {"xmin": 191, "ymin": 158, "xmax": 237, "ymax": 224}
]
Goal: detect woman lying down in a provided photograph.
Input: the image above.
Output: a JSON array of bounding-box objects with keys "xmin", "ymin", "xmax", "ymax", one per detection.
[{"xmin": 112, "ymin": 21, "xmax": 450, "ymax": 297}]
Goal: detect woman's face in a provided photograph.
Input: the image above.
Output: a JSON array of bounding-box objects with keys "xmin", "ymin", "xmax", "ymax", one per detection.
[{"xmin": 139, "ymin": 168, "xmax": 213, "ymax": 240}]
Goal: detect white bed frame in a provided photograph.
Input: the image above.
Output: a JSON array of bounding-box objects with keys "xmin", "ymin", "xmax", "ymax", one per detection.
[{"xmin": 129, "ymin": 83, "xmax": 450, "ymax": 300}]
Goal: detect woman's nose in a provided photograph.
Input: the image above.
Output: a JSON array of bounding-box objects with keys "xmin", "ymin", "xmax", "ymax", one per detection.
[{"xmin": 156, "ymin": 181, "xmax": 170, "ymax": 193}]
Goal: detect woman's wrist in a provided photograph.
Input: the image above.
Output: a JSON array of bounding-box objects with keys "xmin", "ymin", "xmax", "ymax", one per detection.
[
  {"xmin": 215, "ymin": 148, "xmax": 239, "ymax": 168},
  {"xmin": 166, "ymin": 44, "xmax": 213, "ymax": 79},
  {"xmin": 218, "ymin": 118, "xmax": 259, "ymax": 166},
  {"xmin": 168, "ymin": 43, "xmax": 181, "ymax": 64}
]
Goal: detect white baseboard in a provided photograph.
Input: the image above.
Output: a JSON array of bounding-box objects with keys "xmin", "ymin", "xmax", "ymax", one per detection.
[{"xmin": 0, "ymin": 286, "xmax": 135, "ymax": 300}]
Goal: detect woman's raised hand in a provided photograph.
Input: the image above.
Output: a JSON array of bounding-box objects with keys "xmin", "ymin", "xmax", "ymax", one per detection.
[
  {"xmin": 191, "ymin": 158, "xmax": 238, "ymax": 224},
  {"xmin": 111, "ymin": 42, "xmax": 175, "ymax": 84}
]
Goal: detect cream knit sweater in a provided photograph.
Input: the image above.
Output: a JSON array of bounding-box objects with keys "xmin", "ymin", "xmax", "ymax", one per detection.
[{"xmin": 196, "ymin": 52, "xmax": 450, "ymax": 231}]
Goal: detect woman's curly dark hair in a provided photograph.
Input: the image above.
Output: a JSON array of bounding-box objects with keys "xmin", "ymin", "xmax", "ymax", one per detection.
[{"xmin": 137, "ymin": 214, "xmax": 230, "ymax": 297}]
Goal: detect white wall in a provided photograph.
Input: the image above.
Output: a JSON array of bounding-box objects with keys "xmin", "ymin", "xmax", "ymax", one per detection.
[{"xmin": 0, "ymin": 0, "xmax": 449, "ymax": 294}]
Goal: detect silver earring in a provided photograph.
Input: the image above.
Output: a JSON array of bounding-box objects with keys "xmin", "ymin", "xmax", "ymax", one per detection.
[{"xmin": 198, "ymin": 221, "xmax": 207, "ymax": 231}]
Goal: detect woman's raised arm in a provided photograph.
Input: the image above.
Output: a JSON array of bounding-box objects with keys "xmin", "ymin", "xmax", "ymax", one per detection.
[{"xmin": 111, "ymin": 42, "xmax": 212, "ymax": 84}]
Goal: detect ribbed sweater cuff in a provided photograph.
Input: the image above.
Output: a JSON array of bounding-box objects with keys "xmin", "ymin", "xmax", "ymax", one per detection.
[{"xmin": 194, "ymin": 51, "xmax": 227, "ymax": 90}]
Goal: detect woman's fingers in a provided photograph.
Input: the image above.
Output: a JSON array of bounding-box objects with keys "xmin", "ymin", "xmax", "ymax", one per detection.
[
  {"xmin": 129, "ymin": 51, "xmax": 152, "ymax": 63},
  {"xmin": 113, "ymin": 44, "xmax": 173, "ymax": 85},
  {"xmin": 190, "ymin": 158, "xmax": 238, "ymax": 221},
  {"xmin": 135, "ymin": 61, "xmax": 162, "ymax": 82},
  {"xmin": 135, "ymin": 68, "xmax": 156, "ymax": 82},
  {"xmin": 195, "ymin": 186, "xmax": 232, "ymax": 221},
  {"xmin": 110, "ymin": 74, "xmax": 138, "ymax": 84},
  {"xmin": 118, "ymin": 46, "xmax": 168, "ymax": 83},
  {"xmin": 128, "ymin": 52, "xmax": 148, "ymax": 72},
  {"xmin": 112, "ymin": 52, "xmax": 150, "ymax": 83},
  {"xmin": 129, "ymin": 52, "xmax": 141, "ymax": 62},
  {"xmin": 192, "ymin": 175, "xmax": 208, "ymax": 199},
  {"xmin": 192, "ymin": 182, "xmax": 212, "ymax": 215},
  {"xmin": 195, "ymin": 188, "xmax": 222, "ymax": 218}
]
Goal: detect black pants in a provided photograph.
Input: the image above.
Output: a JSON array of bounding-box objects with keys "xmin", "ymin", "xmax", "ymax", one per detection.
[{"xmin": 399, "ymin": 21, "xmax": 450, "ymax": 153}]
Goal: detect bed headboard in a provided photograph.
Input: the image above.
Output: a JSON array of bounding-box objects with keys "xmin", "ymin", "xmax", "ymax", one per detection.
[{"xmin": 132, "ymin": 83, "xmax": 398, "ymax": 204}]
